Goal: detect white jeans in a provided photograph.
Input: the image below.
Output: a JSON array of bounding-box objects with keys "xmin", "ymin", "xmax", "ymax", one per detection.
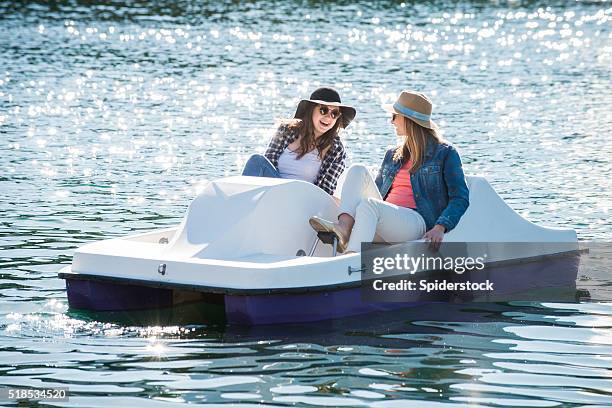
[{"xmin": 338, "ymin": 165, "xmax": 427, "ymax": 252}]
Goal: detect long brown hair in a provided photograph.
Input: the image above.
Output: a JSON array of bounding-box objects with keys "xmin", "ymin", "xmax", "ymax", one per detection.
[
  {"xmin": 393, "ymin": 118, "xmax": 444, "ymax": 173},
  {"xmin": 286, "ymin": 102, "xmax": 342, "ymax": 159}
]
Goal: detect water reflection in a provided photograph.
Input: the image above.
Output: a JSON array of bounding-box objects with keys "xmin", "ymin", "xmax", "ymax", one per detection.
[{"xmin": 3, "ymin": 302, "xmax": 611, "ymax": 405}]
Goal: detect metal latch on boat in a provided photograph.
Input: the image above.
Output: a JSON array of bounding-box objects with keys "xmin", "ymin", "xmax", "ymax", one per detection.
[
  {"xmin": 348, "ymin": 264, "xmax": 365, "ymax": 275},
  {"xmin": 158, "ymin": 263, "xmax": 167, "ymax": 275}
]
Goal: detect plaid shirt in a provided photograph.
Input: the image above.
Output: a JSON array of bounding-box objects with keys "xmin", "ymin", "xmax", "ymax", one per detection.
[{"xmin": 264, "ymin": 124, "xmax": 346, "ymax": 195}]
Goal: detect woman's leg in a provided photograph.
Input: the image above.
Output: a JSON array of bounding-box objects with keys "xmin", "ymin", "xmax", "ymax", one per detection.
[
  {"xmin": 242, "ymin": 154, "xmax": 280, "ymax": 178},
  {"xmin": 338, "ymin": 164, "xmax": 382, "ymax": 217},
  {"xmin": 309, "ymin": 164, "xmax": 383, "ymax": 252},
  {"xmin": 336, "ymin": 164, "xmax": 382, "ymax": 234},
  {"xmin": 346, "ymin": 198, "xmax": 426, "ymax": 253}
]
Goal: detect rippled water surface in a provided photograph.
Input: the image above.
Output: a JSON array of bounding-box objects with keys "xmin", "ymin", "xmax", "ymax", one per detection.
[{"xmin": 1, "ymin": 1, "xmax": 611, "ymax": 406}]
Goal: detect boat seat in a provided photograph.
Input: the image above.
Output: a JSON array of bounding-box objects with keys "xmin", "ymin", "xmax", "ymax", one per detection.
[{"xmin": 166, "ymin": 174, "xmax": 576, "ymax": 262}]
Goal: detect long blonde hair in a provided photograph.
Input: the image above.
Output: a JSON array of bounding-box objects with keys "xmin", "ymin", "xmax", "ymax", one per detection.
[{"xmin": 393, "ymin": 118, "xmax": 444, "ymax": 173}]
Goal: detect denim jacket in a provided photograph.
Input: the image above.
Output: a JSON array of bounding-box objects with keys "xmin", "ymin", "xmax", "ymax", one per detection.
[{"xmin": 374, "ymin": 140, "xmax": 469, "ymax": 232}]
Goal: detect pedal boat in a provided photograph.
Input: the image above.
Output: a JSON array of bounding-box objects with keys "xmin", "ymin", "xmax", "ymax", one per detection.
[{"xmin": 59, "ymin": 175, "xmax": 581, "ymax": 325}]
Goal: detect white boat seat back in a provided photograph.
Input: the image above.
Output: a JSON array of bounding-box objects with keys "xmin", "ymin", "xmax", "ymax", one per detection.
[
  {"xmin": 169, "ymin": 176, "xmax": 339, "ymax": 260},
  {"xmin": 447, "ymin": 176, "xmax": 576, "ymax": 242}
]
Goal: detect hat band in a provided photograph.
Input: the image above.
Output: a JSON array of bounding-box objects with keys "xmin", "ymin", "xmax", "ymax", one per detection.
[{"xmin": 393, "ymin": 102, "xmax": 431, "ymax": 122}]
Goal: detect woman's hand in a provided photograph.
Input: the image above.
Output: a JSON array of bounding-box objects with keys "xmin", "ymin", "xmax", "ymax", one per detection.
[{"xmin": 423, "ymin": 224, "xmax": 446, "ymax": 251}]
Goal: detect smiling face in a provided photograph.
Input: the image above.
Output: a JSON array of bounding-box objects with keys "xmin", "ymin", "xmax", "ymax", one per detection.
[{"xmin": 311, "ymin": 104, "xmax": 342, "ymax": 138}]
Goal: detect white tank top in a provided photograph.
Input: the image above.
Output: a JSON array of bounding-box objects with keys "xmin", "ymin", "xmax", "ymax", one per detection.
[{"xmin": 277, "ymin": 148, "xmax": 322, "ymax": 183}]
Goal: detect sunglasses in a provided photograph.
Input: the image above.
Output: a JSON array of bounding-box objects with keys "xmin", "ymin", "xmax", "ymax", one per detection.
[{"xmin": 319, "ymin": 105, "xmax": 342, "ymax": 120}]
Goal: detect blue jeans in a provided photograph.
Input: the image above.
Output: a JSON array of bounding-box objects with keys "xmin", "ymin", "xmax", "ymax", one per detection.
[{"xmin": 242, "ymin": 154, "xmax": 281, "ymax": 178}]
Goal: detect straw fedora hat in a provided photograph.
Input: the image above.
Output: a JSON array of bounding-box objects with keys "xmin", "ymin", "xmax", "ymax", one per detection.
[
  {"xmin": 295, "ymin": 87, "xmax": 356, "ymax": 128},
  {"xmin": 382, "ymin": 90, "xmax": 435, "ymax": 129}
]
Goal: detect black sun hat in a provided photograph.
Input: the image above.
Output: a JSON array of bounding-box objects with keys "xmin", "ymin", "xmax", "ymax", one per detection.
[{"xmin": 294, "ymin": 87, "xmax": 356, "ymax": 128}]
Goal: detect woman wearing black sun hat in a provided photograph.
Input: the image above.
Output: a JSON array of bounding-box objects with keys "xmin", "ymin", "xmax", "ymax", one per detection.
[{"xmin": 242, "ymin": 87, "xmax": 356, "ymax": 196}]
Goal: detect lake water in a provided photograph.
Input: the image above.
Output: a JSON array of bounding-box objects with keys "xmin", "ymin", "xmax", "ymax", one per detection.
[{"xmin": 0, "ymin": 1, "xmax": 611, "ymax": 406}]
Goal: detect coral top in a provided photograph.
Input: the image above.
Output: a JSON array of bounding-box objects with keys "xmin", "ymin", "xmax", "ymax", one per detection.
[{"xmin": 385, "ymin": 160, "xmax": 417, "ymax": 209}]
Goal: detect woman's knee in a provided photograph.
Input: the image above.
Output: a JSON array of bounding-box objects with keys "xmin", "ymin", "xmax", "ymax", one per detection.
[
  {"xmin": 356, "ymin": 197, "xmax": 379, "ymax": 215},
  {"xmin": 243, "ymin": 154, "xmax": 267, "ymax": 169},
  {"xmin": 245, "ymin": 154, "xmax": 267, "ymax": 165},
  {"xmin": 242, "ymin": 154, "xmax": 268, "ymax": 175},
  {"xmin": 346, "ymin": 164, "xmax": 370, "ymax": 180}
]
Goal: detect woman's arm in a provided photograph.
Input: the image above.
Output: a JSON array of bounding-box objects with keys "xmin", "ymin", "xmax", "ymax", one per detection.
[
  {"xmin": 374, "ymin": 148, "xmax": 393, "ymax": 193},
  {"xmin": 264, "ymin": 124, "xmax": 290, "ymax": 165},
  {"xmin": 318, "ymin": 148, "xmax": 347, "ymax": 195},
  {"xmin": 435, "ymin": 146, "xmax": 470, "ymax": 232}
]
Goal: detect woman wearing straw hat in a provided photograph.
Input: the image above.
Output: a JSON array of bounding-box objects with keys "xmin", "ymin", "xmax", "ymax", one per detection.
[
  {"xmin": 242, "ymin": 87, "xmax": 356, "ymax": 196},
  {"xmin": 309, "ymin": 90, "xmax": 469, "ymax": 252}
]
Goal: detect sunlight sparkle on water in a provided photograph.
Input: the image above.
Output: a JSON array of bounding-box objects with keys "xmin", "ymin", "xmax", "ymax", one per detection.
[{"xmin": 0, "ymin": 2, "xmax": 610, "ymax": 406}]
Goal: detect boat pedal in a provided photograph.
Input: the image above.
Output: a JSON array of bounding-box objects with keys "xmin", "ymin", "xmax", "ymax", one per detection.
[
  {"xmin": 296, "ymin": 249, "xmax": 307, "ymax": 256},
  {"xmin": 317, "ymin": 231, "xmax": 337, "ymax": 245},
  {"xmin": 308, "ymin": 237, "xmax": 320, "ymax": 256},
  {"xmin": 317, "ymin": 232, "xmax": 338, "ymax": 257}
]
